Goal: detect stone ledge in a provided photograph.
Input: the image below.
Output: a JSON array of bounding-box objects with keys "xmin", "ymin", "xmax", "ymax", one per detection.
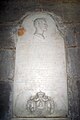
[{"xmin": 12, "ymin": 118, "xmax": 69, "ymax": 120}]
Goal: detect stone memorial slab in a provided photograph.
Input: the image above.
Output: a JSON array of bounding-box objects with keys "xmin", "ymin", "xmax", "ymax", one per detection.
[{"xmin": 13, "ymin": 12, "xmax": 68, "ymax": 118}]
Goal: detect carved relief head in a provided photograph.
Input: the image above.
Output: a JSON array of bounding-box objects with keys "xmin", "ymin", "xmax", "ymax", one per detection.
[{"xmin": 34, "ymin": 18, "xmax": 48, "ymax": 38}]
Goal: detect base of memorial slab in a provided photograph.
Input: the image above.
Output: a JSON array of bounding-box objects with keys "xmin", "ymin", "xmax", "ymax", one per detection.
[{"xmin": 11, "ymin": 118, "xmax": 69, "ymax": 120}]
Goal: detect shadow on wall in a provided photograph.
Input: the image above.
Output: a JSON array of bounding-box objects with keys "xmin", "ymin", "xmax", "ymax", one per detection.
[
  {"xmin": 76, "ymin": 80, "xmax": 80, "ymax": 116},
  {"xmin": 0, "ymin": 81, "xmax": 11, "ymax": 120}
]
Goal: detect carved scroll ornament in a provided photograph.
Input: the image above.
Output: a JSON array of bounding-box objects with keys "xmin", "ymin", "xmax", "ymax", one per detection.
[{"xmin": 26, "ymin": 91, "xmax": 55, "ymax": 115}]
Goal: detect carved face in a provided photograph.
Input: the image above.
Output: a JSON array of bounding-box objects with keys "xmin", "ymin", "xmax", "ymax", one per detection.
[
  {"xmin": 34, "ymin": 18, "xmax": 48, "ymax": 33},
  {"xmin": 39, "ymin": 20, "xmax": 48, "ymax": 32}
]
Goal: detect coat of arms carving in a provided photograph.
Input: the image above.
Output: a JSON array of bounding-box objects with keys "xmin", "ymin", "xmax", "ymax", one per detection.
[{"xmin": 26, "ymin": 91, "xmax": 55, "ymax": 115}]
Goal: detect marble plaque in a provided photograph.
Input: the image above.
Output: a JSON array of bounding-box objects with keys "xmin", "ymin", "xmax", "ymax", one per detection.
[{"xmin": 13, "ymin": 12, "xmax": 68, "ymax": 118}]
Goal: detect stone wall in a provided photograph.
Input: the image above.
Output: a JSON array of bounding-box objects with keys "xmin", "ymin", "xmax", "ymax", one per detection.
[{"xmin": 0, "ymin": 0, "xmax": 80, "ymax": 120}]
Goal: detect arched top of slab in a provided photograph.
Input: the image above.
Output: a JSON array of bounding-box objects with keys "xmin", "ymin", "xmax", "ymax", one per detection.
[{"xmin": 17, "ymin": 12, "xmax": 67, "ymax": 38}]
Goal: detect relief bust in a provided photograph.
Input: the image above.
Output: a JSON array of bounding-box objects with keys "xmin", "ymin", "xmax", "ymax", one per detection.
[{"xmin": 34, "ymin": 18, "xmax": 48, "ymax": 39}]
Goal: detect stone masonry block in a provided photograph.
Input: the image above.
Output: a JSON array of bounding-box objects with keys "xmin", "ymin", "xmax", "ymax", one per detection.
[
  {"xmin": 66, "ymin": 47, "xmax": 80, "ymax": 78},
  {"xmin": 0, "ymin": 50, "xmax": 15, "ymax": 81},
  {"xmin": 65, "ymin": 25, "xmax": 76, "ymax": 47},
  {"xmin": 62, "ymin": 3, "xmax": 80, "ymax": 23},
  {"xmin": 75, "ymin": 24, "xmax": 80, "ymax": 47},
  {"xmin": 0, "ymin": 1, "xmax": 80, "ymax": 23},
  {"xmin": 0, "ymin": 81, "xmax": 13, "ymax": 120},
  {"xmin": 0, "ymin": 25, "xmax": 16, "ymax": 49}
]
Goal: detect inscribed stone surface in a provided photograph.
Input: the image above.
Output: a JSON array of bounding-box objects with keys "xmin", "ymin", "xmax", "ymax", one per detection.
[{"xmin": 13, "ymin": 12, "xmax": 68, "ymax": 118}]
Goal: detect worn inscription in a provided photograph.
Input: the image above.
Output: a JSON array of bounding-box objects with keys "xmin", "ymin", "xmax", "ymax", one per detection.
[{"xmin": 13, "ymin": 12, "xmax": 68, "ymax": 117}]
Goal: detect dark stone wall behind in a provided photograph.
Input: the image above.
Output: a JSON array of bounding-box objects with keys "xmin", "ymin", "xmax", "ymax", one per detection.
[{"xmin": 0, "ymin": 0, "xmax": 80, "ymax": 120}]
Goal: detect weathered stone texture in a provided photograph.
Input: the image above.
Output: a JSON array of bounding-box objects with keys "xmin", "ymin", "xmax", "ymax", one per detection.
[
  {"xmin": 66, "ymin": 48, "xmax": 80, "ymax": 78},
  {"xmin": 76, "ymin": 79, "xmax": 80, "ymax": 117},
  {"xmin": 67, "ymin": 77, "xmax": 80, "ymax": 120},
  {"xmin": 0, "ymin": 50, "xmax": 15, "ymax": 81},
  {"xmin": 0, "ymin": 0, "xmax": 40, "ymax": 22},
  {"xmin": 0, "ymin": 1, "xmax": 80, "ymax": 23},
  {"xmin": 65, "ymin": 24, "xmax": 80, "ymax": 47},
  {"xmin": 0, "ymin": 81, "xmax": 13, "ymax": 120},
  {"xmin": 0, "ymin": 25, "xmax": 17, "ymax": 49},
  {"xmin": 65, "ymin": 26, "xmax": 76, "ymax": 47},
  {"xmin": 62, "ymin": 3, "xmax": 80, "ymax": 23},
  {"xmin": 66, "ymin": 48, "xmax": 80, "ymax": 120},
  {"xmin": 75, "ymin": 24, "xmax": 80, "ymax": 47}
]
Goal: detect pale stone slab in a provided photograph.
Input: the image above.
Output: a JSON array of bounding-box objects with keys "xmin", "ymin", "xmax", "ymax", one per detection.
[{"xmin": 13, "ymin": 12, "xmax": 68, "ymax": 117}]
